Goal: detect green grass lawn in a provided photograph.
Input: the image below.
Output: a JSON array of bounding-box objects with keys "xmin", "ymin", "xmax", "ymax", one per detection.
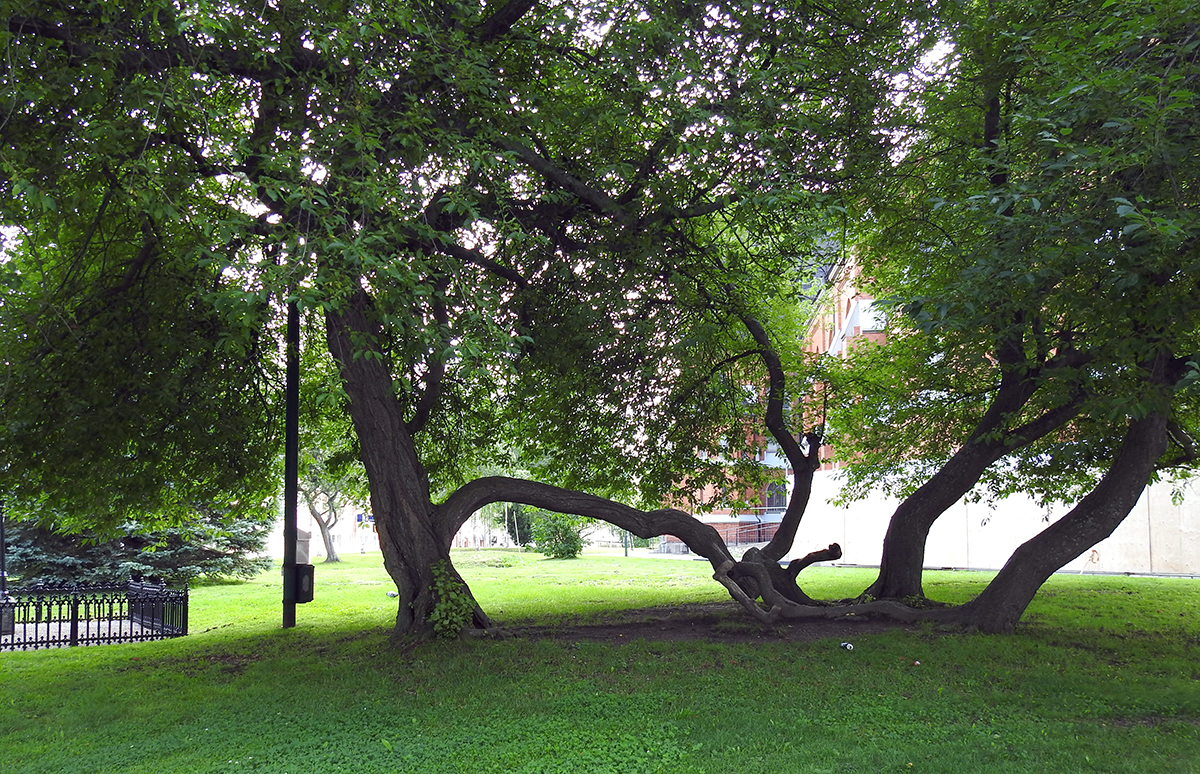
[{"xmin": 2, "ymin": 550, "xmax": 1199, "ymax": 773}]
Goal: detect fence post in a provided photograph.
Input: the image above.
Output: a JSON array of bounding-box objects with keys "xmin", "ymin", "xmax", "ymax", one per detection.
[
  {"xmin": 0, "ymin": 597, "xmax": 12, "ymax": 638},
  {"xmin": 69, "ymin": 593, "xmax": 80, "ymax": 646}
]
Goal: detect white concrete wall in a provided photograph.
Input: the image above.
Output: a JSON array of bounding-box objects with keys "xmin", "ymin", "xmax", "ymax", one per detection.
[
  {"xmin": 784, "ymin": 470, "xmax": 1200, "ymax": 576},
  {"xmin": 267, "ymin": 504, "xmax": 379, "ymax": 560}
]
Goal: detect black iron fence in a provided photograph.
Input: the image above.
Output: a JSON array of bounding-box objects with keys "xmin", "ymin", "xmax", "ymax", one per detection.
[{"xmin": 1, "ymin": 578, "xmax": 188, "ymax": 651}]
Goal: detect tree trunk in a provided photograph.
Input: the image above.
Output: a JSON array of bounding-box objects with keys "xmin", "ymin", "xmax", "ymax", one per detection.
[
  {"xmin": 325, "ymin": 288, "xmax": 488, "ymax": 638},
  {"xmin": 865, "ymin": 441, "xmax": 1007, "ymax": 599},
  {"xmin": 315, "ymin": 516, "xmax": 341, "ymax": 563},
  {"xmin": 946, "ymin": 411, "xmax": 1168, "ymax": 633},
  {"xmin": 325, "ymin": 288, "xmax": 946, "ymax": 638},
  {"xmin": 300, "ymin": 487, "xmax": 341, "ymax": 563},
  {"xmin": 864, "ymin": 356, "xmax": 1085, "ymax": 601}
]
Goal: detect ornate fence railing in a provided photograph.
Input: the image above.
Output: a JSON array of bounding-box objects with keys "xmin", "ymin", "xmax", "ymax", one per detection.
[{"xmin": 0, "ymin": 578, "xmax": 188, "ymax": 651}]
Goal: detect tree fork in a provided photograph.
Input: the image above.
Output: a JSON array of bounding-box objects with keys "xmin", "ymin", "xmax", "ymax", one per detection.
[{"xmin": 864, "ymin": 359, "xmax": 1086, "ymax": 601}]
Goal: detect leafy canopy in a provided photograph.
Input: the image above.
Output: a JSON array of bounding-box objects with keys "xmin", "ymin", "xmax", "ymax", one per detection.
[
  {"xmin": 1, "ymin": 0, "xmax": 935, "ymax": 525},
  {"xmin": 830, "ymin": 0, "xmax": 1200, "ymax": 505}
]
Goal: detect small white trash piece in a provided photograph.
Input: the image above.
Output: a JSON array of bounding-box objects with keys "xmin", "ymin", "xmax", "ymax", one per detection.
[{"xmin": 839, "ymin": 642, "xmax": 854, "ymax": 651}]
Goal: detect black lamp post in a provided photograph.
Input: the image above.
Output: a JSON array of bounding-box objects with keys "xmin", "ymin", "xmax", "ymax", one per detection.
[
  {"xmin": 281, "ymin": 299, "xmax": 314, "ymax": 628},
  {"xmin": 282, "ymin": 300, "xmax": 300, "ymax": 627}
]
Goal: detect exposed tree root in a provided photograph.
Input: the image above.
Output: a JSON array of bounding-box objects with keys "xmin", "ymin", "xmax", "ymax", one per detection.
[{"xmin": 714, "ymin": 559, "xmax": 939, "ymax": 626}]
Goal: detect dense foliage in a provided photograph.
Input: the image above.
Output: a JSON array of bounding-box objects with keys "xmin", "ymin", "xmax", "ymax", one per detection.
[
  {"xmin": 5, "ymin": 509, "xmax": 273, "ymax": 586},
  {"xmin": 3, "ymin": 0, "xmax": 1193, "ymax": 636},
  {"xmin": 0, "ymin": 0, "xmax": 921, "ymax": 509},
  {"xmin": 819, "ymin": 0, "xmax": 1200, "ymax": 605},
  {"xmin": 833, "ymin": 0, "xmax": 1200, "ymax": 503},
  {"xmin": 1, "ymin": 0, "xmax": 932, "ymax": 635}
]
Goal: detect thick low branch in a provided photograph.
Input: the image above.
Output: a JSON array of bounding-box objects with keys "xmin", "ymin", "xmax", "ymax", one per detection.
[
  {"xmin": 437, "ymin": 476, "xmax": 735, "ymax": 569},
  {"xmin": 712, "ymin": 561, "xmax": 779, "ymax": 624},
  {"xmin": 785, "ymin": 543, "xmax": 843, "ymax": 581},
  {"xmin": 439, "ymin": 476, "xmax": 871, "ymax": 627}
]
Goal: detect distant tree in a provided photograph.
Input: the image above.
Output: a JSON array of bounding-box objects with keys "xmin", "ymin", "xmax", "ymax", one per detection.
[
  {"xmin": 531, "ymin": 511, "xmax": 588, "ymax": 559},
  {"xmin": 6, "ymin": 509, "xmax": 273, "ymax": 587},
  {"xmin": 298, "ymin": 451, "xmax": 368, "ymax": 563},
  {"xmin": 298, "ymin": 336, "xmax": 370, "ymax": 563}
]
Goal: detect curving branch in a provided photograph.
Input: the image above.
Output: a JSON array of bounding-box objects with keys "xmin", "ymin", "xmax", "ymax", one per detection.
[
  {"xmin": 735, "ymin": 310, "xmax": 822, "ymax": 562},
  {"xmin": 437, "ymin": 475, "xmax": 868, "ymax": 626},
  {"xmin": 785, "ymin": 543, "xmax": 844, "ymax": 581},
  {"xmin": 493, "ymin": 137, "xmax": 632, "ymax": 225},
  {"xmin": 1001, "ymin": 388, "xmax": 1086, "ymax": 451},
  {"xmin": 1162, "ymin": 418, "xmax": 1199, "ymax": 469},
  {"xmin": 437, "ymin": 476, "xmax": 735, "ymax": 569}
]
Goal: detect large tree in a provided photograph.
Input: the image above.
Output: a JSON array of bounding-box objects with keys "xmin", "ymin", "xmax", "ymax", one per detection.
[
  {"xmin": 9, "ymin": 0, "xmax": 1188, "ymax": 640},
  {"xmin": 827, "ymin": 0, "xmax": 1200, "ymax": 625},
  {"xmin": 1, "ymin": 0, "xmax": 927, "ymax": 638}
]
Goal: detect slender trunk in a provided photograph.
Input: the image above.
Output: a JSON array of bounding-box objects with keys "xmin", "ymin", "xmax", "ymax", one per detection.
[
  {"xmin": 315, "ymin": 516, "xmax": 340, "ymax": 563},
  {"xmin": 300, "ymin": 487, "xmax": 342, "ymax": 563},
  {"xmin": 325, "ymin": 288, "xmax": 486, "ymax": 638},
  {"xmin": 947, "ymin": 411, "xmax": 1168, "ymax": 633}
]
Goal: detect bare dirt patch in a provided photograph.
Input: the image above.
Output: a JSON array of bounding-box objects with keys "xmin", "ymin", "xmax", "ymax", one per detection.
[{"xmin": 495, "ymin": 601, "xmax": 918, "ymax": 644}]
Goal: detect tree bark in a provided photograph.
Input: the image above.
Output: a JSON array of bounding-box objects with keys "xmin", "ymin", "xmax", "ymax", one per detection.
[
  {"xmin": 440, "ymin": 477, "xmax": 852, "ymax": 621},
  {"xmin": 865, "ymin": 441, "xmax": 1009, "ymax": 599},
  {"xmin": 945, "ymin": 410, "xmax": 1169, "ymax": 633},
  {"xmin": 440, "ymin": 477, "xmax": 736, "ymax": 570},
  {"xmin": 325, "ymin": 287, "xmax": 487, "ymax": 638},
  {"xmin": 864, "ymin": 357, "xmax": 1085, "ymax": 600}
]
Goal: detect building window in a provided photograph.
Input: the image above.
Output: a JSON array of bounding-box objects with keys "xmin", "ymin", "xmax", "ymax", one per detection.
[{"xmin": 765, "ymin": 483, "xmax": 787, "ymax": 513}]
